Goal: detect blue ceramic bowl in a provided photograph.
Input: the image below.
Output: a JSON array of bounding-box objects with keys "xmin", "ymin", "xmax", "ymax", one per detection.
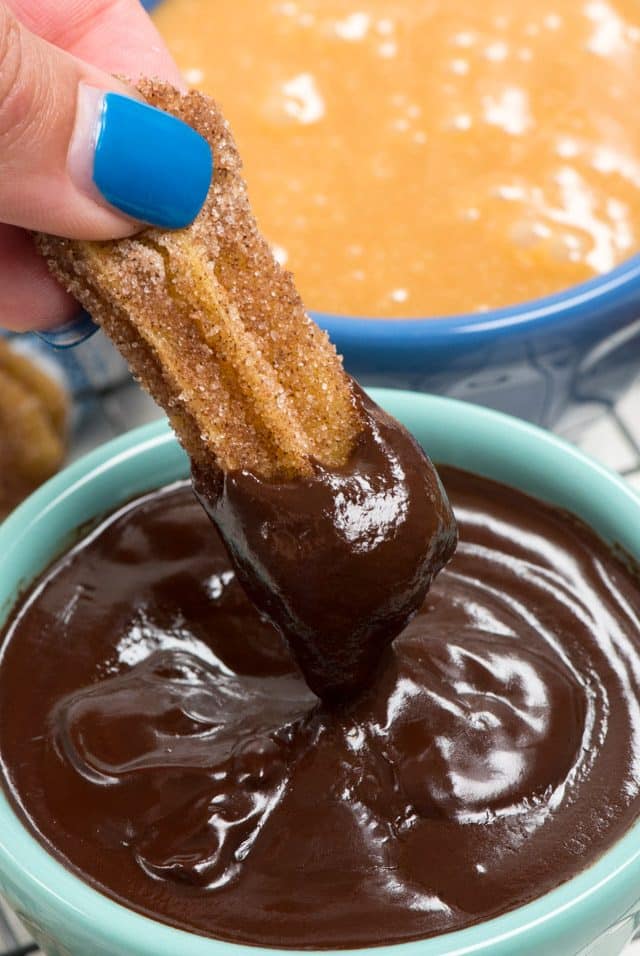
[
  {"xmin": 318, "ymin": 260, "xmax": 640, "ymax": 431},
  {"xmin": 140, "ymin": 0, "xmax": 640, "ymax": 430},
  {"xmin": 1, "ymin": 390, "xmax": 640, "ymax": 955}
]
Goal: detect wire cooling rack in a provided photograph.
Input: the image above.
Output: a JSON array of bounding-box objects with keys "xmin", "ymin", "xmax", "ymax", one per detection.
[{"xmin": 1, "ymin": 377, "xmax": 640, "ymax": 954}]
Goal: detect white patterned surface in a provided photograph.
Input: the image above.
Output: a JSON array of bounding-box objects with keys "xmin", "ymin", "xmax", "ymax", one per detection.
[{"xmin": 1, "ymin": 377, "xmax": 640, "ymax": 954}]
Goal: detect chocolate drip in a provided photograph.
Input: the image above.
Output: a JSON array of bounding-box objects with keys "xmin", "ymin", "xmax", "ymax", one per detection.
[{"xmin": 194, "ymin": 393, "xmax": 457, "ymax": 700}]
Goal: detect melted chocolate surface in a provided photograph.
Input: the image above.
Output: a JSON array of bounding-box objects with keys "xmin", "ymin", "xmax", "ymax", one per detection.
[
  {"xmin": 194, "ymin": 394, "xmax": 457, "ymax": 700},
  {"xmin": 1, "ymin": 469, "xmax": 640, "ymax": 948}
]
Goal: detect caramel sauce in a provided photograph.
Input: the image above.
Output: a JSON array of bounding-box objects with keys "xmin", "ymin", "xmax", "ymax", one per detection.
[{"xmin": 154, "ymin": 0, "xmax": 640, "ymax": 317}]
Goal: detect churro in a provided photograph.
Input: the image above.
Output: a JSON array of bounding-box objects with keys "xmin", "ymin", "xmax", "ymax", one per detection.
[
  {"xmin": 36, "ymin": 81, "xmax": 456, "ymax": 701},
  {"xmin": 37, "ymin": 81, "xmax": 362, "ymax": 481},
  {"xmin": 0, "ymin": 340, "xmax": 67, "ymax": 519}
]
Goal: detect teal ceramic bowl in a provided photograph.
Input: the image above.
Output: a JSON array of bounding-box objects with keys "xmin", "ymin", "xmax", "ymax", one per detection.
[{"xmin": 1, "ymin": 389, "xmax": 640, "ymax": 956}]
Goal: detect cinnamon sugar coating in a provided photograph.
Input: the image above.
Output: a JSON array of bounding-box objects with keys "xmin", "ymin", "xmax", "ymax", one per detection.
[{"xmin": 36, "ymin": 81, "xmax": 362, "ymax": 479}]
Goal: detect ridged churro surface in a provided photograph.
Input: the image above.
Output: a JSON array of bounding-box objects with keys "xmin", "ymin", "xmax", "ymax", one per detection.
[{"xmin": 37, "ymin": 81, "xmax": 362, "ymax": 480}]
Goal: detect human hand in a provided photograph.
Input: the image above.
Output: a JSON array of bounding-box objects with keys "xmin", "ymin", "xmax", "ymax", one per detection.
[{"xmin": 0, "ymin": 0, "xmax": 212, "ymax": 333}]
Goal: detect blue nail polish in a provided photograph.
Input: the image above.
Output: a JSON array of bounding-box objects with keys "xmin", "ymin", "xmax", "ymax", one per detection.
[
  {"xmin": 93, "ymin": 93, "xmax": 213, "ymax": 229},
  {"xmin": 36, "ymin": 311, "xmax": 98, "ymax": 349}
]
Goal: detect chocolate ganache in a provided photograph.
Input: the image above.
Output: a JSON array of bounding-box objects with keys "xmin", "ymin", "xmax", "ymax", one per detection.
[{"xmin": 1, "ymin": 468, "xmax": 640, "ymax": 948}]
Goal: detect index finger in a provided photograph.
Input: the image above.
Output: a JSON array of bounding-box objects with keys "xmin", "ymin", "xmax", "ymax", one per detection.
[{"xmin": 5, "ymin": 0, "xmax": 183, "ymax": 84}]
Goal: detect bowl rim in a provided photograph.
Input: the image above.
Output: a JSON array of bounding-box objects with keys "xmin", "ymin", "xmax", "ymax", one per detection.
[
  {"xmin": 1, "ymin": 391, "xmax": 640, "ymax": 955},
  {"xmin": 314, "ymin": 253, "xmax": 640, "ymax": 346}
]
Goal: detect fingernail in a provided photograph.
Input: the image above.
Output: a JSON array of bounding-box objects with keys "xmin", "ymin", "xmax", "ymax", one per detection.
[
  {"xmin": 35, "ymin": 311, "xmax": 98, "ymax": 349},
  {"xmin": 76, "ymin": 87, "xmax": 213, "ymax": 229}
]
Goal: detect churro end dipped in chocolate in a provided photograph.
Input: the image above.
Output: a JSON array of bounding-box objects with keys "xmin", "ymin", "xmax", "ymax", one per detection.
[
  {"xmin": 36, "ymin": 81, "xmax": 456, "ymax": 700},
  {"xmin": 198, "ymin": 391, "xmax": 457, "ymax": 701}
]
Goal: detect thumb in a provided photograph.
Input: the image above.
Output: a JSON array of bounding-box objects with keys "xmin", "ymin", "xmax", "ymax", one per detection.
[{"xmin": 0, "ymin": 3, "xmax": 212, "ymax": 239}]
